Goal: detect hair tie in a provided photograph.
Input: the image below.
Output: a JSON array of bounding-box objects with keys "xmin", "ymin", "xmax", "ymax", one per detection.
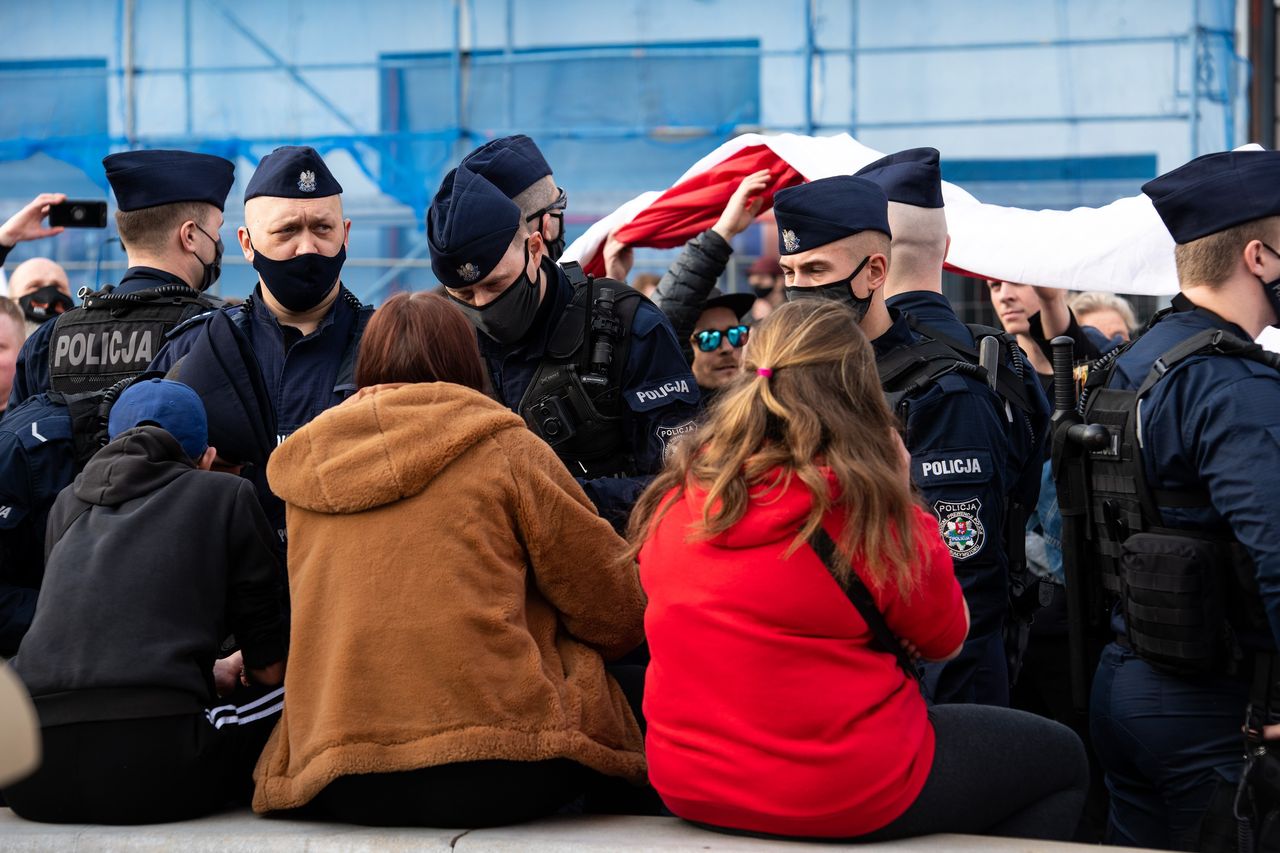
[{"xmin": 757, "ymin": 367, "xmax": 773, "ymax": 378}]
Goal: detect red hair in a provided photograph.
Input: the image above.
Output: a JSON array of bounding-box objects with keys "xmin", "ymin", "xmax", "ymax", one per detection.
[{"xmin": 355, "ymin": 291, "xmax": 486, "ymax": 392}]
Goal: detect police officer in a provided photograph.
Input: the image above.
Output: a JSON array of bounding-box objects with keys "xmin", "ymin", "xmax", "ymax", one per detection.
[
  {"xmin": 775, "ymin": 161, "xmax": 1043, "ymax": 707},
  {"xmin": 150, "ymin": 146, "xmax": 372, "ymax": 542},
  {"xmin": 0, "ymin": 149, "xmax": 236, "ymax": 653},
  {"xmin": 427, "ymin": 138, "xmax": 699, "ymax": 527},
  {"xmin": 1072, "ymin": 150, "xmax": 1280, "ymax": 850}
]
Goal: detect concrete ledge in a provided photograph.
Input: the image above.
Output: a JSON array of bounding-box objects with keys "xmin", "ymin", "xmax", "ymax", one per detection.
[{"xmin": 0, "ymin": 809, "xmax": 1145, "ymax": 851}]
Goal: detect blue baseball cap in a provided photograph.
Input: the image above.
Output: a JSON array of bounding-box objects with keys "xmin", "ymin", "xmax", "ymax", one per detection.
[
  {"xmin": 854, "ymin": 147, "xmax": 944, "ymax": 209},
  {"xmin": 773, "ymin": 175, "xmax": 891, "ymax": 255},
  {"xmin": 244, "ymin": 145, "xmax": 343, "ymax": 203},
  {"xmin": 1143, "ymin": 149, "xmax": 1280, "ymax": 244},
  {"xmin": 108, "ymin": 379, "xmax": 209, "ymax": 461},
  {"xmin": 104, "ymin": 149, "xmax": 235, "ymax": 212},
  {"xmin": 461, "ymin": 134, "xmax": 553, "ymax": 199},
  {"xmin": 427, "ymin": 164, "xmax": 522, "ymax": 288}
]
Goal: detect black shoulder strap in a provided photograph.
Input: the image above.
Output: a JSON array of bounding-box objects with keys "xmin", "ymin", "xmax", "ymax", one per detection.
[
  {"xmin": 910, "ymin": 319, "xmax": 1034, "ymax": 413},
  {"xmin": 335, "ymin": 302, "xmax": 375, "ymax": 394},
  {"xmin": 1136, "ymin": 327, "xmax": 1280, "ymax": 399},
  {"xmin": 808, "ymin": 527, "xmax": 923, "ymax": 683}
]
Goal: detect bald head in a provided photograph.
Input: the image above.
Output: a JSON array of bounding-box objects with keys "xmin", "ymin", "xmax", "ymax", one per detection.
[{"xmin": 9, "ymin": 257, "xmax": 70, "ymax": 300}]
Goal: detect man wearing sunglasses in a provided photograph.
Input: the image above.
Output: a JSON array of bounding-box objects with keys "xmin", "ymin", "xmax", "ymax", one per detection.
[
  {"xmin": 430, "ymin": 136, "xmax": 698, "ymax": 529},
  {"xmin": 689, "ymin": 288, "xmax": 755, "ymax": 402}
]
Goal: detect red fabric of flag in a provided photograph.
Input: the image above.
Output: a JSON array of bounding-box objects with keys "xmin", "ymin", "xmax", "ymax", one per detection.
[{"xmin": 583, "ymin": 145, "xmax": 805, "ymax": 277}]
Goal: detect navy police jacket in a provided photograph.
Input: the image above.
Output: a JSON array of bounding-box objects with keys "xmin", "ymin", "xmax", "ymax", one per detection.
[
  {"xmin": 880, "ymin": 291, "xmax": 1049, "ymax": 705},
  {"xmin": 1107, "ymin": 298, "xmax": 1280, "ymax": 649},
  {"xmin": 479, "ymin": 260, "xmax": 700, "ymax": 526},
  {"xmin": 0, "ymin": 393, "xmax": 76, "ymax": 654},
  {"xmin": 150, "ymin": 284, "xmax": 367, "ymax": 540}
]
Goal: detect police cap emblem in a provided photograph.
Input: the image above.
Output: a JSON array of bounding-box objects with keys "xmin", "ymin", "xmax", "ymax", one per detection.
[
  {"xmin": 298, "ymin": 170, "xmax": 317, "ymax": 193},
  {"xmin": 457, "ymin": 262, "xmax": 481, "ymax": 283},
  {"xmin": 782, "ymin": 228, "xmax": 800, "ymax": 253}
]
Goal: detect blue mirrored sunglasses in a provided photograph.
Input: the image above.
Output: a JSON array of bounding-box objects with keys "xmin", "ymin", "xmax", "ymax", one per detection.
[{"xmin": 692, "ymin": 324, "xmax": 749, "ymax": 353}]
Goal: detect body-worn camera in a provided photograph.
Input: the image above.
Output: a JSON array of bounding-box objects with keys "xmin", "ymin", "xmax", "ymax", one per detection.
[
  {"xmin": 49, "ymin": 200, "xmax": 108, "ymax": 229},
  {"xmin": 527, "ymin": 397, "xmax": 577, "ymax": 446}
]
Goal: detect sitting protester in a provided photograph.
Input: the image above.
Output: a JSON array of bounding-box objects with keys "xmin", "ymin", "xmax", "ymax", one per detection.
[
  {"xmin": 253, "ymin": 291, "xmax": 647, "ymax": 827},
  {"xmin": 631, "ymin": 300, "xmax": 1088, "ymax": 842},
  {"xmin": 3, "ymin": 379, "xmax": 287, "ymax": 824}
]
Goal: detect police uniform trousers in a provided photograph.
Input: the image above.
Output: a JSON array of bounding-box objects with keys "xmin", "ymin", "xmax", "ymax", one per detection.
[{"xmin": 1090, "ymin": 641, "xmax": 1248, "ymax": 850}]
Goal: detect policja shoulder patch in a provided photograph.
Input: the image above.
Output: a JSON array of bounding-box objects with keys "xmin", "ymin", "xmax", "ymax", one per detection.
[{"xmin": 934, "ymin": 498, "xmax": 986, "ymax": 560}]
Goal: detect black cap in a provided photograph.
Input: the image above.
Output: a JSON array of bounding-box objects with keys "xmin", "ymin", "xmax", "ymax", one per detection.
[
  {"xmin": 244, "ymin": 145, "xmax": 343, "ymax": 203},
  {"xmin": 104, "ymin": 149, "xmax": 235, "ymax": 212},
  {"xmin": 1142, "ymin": 149, "xmax": 1280, "ymax": 244},
  {"xmin": 773, "ymin": 175, "xmax": 891, "ymax": 255},
  {"xmin": 460, "ymin": 134, "xmax": 553, "ymax": 199},
  {"xmin": 701, "ymin": 287, "xmax": 756, "ymax": 320},
  {"xmin": 427, "ymin": 165, "xmax": 522, "ymax": 288},
  {"xmin": 854, "ymin": 147, "xmax": 944, "ymax": 208}
]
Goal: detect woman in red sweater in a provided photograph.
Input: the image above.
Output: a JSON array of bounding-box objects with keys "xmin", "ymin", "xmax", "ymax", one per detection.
[{"xmin": 630, "ymin": 300, "xmax": 1087, "ymax": 842}]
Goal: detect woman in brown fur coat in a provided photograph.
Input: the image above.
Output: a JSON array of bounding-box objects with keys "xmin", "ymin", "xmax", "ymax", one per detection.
[{"xmin": 253, "ymin": 292, "xmax": 647, "ymax": 827}]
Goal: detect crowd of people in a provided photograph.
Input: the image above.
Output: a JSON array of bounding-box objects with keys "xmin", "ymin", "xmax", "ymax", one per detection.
[{"xmin": 0, "ymin": 132, "xmax": 1276, "ymax": 852}]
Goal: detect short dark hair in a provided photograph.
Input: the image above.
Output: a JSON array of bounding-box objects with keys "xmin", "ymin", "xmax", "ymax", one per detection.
[
  {"xmin": 115, "ymin": 201, "xmax": 213, "ymax": 254},
  {"xmin": 355, "ymin": 291, "xmax": 486, "ymax": 392}
]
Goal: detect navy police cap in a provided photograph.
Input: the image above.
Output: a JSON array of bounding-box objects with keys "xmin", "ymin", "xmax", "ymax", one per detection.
[
  {"xmin": 460, "ymin": 135, "xmax": 553, "ymax": 199},
  {"xmin": 427, "ymin": 165, "xmax": 522, "ymax": 288},
  {"xmin": 854, "ymin": 147, "xmax": 944, "ymax": 208},
  {"xmin": 1143, "ymin": 149, "xmax": 1280, "ymax": 244},
  {"xmin": 773, "ymin": 175, "xmax": 891, "ymax": 255},
  {"xmin": 244, "ymin": 145, "xmax": 343, "ymax": 203},
  {"xmin": 103, "ymin": 149, "xmax": 235, "ymax": 212}
]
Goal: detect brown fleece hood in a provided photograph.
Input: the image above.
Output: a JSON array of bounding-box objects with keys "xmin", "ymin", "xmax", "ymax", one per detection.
[{"xmin": 267, "ymin": 382, "xmax": 525, "ymax": 515}]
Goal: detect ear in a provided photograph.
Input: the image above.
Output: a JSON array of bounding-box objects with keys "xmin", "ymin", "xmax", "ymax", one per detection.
[
  {"xmin": 943, "ymin": 233, "xmax": 952, "ymax": 263},
  {"xmin": 343, "ymin": 218, "xmax": 352, "ymax": 249},
  {"xmin": 237, "ymin": 226, "xmax": 253, "ymax": 261},
  {"xmin": 179, "ymin": 220, "xmax": 199, "ymax": 254},
  {"xmin": 863, "ymin": 252, "xmax": 890, "ymax": 294},
  {"xmin": 527, "ymin": 230, "xmax": 546, "ymax": 272},
  {"xmin": 1246, "ymin": 239, "xmax": 1270, "ymax": 276},
  {"xmin": 197, "ymin": 445, "xmax": 218, "ymax": 471}
]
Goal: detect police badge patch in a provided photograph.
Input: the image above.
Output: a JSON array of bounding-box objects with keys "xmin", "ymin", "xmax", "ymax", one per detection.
[
  {"xmin": 298, "ymin": 170, "xmax": 317, "ymax": 193},
  {"xmin": 782, "ymin": 228, "xmax": 800, "ymax": 253},
  {"xmin": 457, "ymin": 262, "xmax": 481, "ymax": 283},
  {"xmin": 934, "ymin": 498, "xmax": 985, "ymax": 560},
  {"xmin": 656, "ymin": 420, "xmax": 697, "ymax": 461}
]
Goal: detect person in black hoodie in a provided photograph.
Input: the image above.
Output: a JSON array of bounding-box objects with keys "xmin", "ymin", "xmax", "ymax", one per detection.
[{"xmin": 3, "ymin": 378, "xmax": 287, "ymax": 825}]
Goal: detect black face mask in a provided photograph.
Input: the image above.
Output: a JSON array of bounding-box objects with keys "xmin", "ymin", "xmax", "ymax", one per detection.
[
  {"xmin": 750, "ymin": 283, "xmax": 775, "ymax": 299},
  {"xmin": 249, "ymin": 235, "xmax": 346, "ymax": 313},
  {"xmin": 193, "ymin": 223, "xmax": 223, "ymax": 292},
  {"xmin": 447, "ymin": 242, "xmax": 541, "ymax": 344},
  {"xmin": 17, "ymin": 285, "xmax": 74, "ymax": 324},
  {"xmin": 783, "ymin": 255, "xmax": 874, "ymax": 322},
  {"xmin": 1257, "ymin": 243, "xmax": 1280, "ymax": 322},
  {"xmin": 526, "ymin": 187, "xmax": 568, "ymax": 262}
]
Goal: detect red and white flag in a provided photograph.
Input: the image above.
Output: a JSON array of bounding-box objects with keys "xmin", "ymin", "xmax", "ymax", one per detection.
[{"xmin": 563, "ymin": 132, "xmax": 1222, "ymax": 297}]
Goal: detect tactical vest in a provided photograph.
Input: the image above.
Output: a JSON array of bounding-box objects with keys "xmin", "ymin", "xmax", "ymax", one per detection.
[
  {"xmin": 48, "ymin": 285, "xmax": 214, "ymax": 394},
  {"xmin": 1071, "ymin": 327, "xmax": 1273, "ymax": 676},
  {"xmin": 516, "ymin": 262, "xmax": 642, "ymax": 479},
  {"xmin": 46, "ymin": 285, "xmax": 215, "ymax": 467}
]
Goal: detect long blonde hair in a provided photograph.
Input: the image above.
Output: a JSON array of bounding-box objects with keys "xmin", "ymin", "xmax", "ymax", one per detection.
[{"xmin": 627, "ymin": 299, "xmax": 922, "ymax": 596}]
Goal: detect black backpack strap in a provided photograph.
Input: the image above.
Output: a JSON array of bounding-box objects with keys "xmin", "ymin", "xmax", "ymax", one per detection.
[
  {"xmin": 1137, "ymin": 328, "xmax": 1280, "ymax": 399},
  {"xmin": 334, "ymin": 303, "xmax": 375, "ymax": 395},
  {"xmin": 808, "ymin": 527, "xmax": 922, "ymax": 682},
  {"xmin": 909, "ymin": 318, "xmax": 1035, "ymax": 413}
]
